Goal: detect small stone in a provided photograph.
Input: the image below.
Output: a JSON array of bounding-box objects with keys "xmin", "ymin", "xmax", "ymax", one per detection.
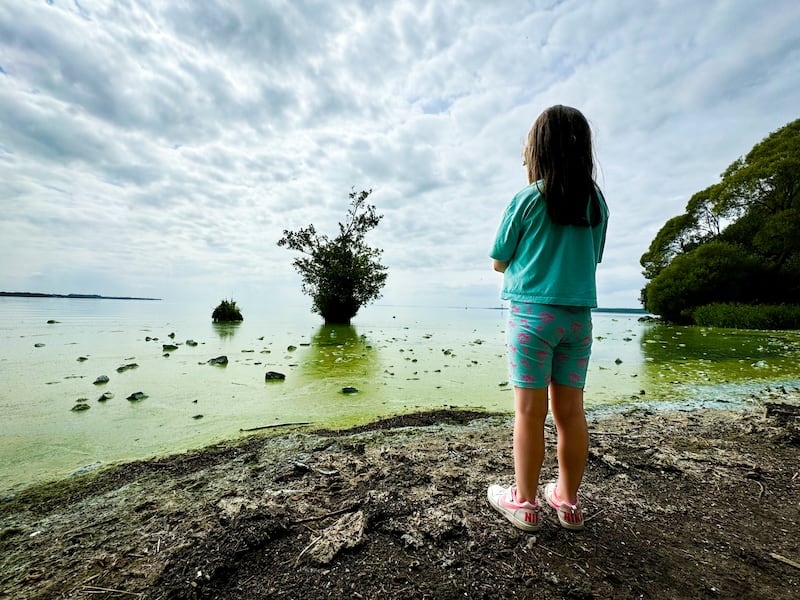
[
  {"xmin": 498, "ymin": 381, "xmax": 509, "ymax": 387},
  {"xmin": 162, "ymin": 344, "xmax": 179, "ymax": 352},
  {"xmin": 116, "ymin": 363, "xmax": 139, "ymax": 373},
  {"xmin": 614, "ymin": 358, "xmax": 623, "ymax": 365},
  {"xmin": 145, "ymin": 336, "xmax": 152, "ymax": 341},
  {"xmin": 71, "ymin": 403, "xmax": 90, "ymax": 412},
  {"xmin": 93, "ymin": 375, "xmax": 109, "ymax": 385},
  {"xmin": 98, "ymin": 392, "xmax": 114, "ymax": 402},
  {"xmin": 34, "ymin": 343, "xmax": 45, "ymax": 348},
  {"xmin": 208, "ymin": 355, "xmax": 228, "ymax": 366},
  {"xmin": 192, "ymin": 414, "xmax": 204, "ymax": 420},
  {"xmin": 46, "ymin": 319, "xmax": 59, "ymax": 324},
  {"xmin": 265, "ymin": 371, "xmax": 286, "ymax": 381},
  {"xmin": 77, "ymin": 356, "xmax": 89, "ymax": 362},
  {"xmin": 127, "ymin": 391, "xmax": 148, "ymax": 401},
  {"xmin": 341, "ymin": 386, "xmax": 359, "ymax": 394},
  {"xmin": 186, "ymin": 339, "xmax": 198, "ymax": 347},
  {"xmin": 168, "ymin": 332, "xmax": 175, "ymax": 339},
  {"xmin": 287, "ymin": 345, "xmax": 297, "ymax": 352}
]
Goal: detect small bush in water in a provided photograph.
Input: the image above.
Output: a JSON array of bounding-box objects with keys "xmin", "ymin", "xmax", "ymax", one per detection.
[{"xmin": 212, "ymin": 299, "xmax": 243, "ymax": 322}]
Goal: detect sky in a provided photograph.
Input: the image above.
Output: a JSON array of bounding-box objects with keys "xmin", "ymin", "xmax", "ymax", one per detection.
[{"xmin": 1, "ymin": 0, "xmax": 799, "ymax": 312}]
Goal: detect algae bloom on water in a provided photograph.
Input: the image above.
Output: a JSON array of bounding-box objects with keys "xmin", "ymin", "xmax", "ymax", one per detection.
[{"xmin": 212, "ymin": 299, "xmax": 243, "ymax": 322}]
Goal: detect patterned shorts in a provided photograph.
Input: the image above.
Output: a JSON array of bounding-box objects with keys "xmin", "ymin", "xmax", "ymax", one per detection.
[{"xmin": 507, "ymin": 301, "xmax": 593, "ymax": 389}]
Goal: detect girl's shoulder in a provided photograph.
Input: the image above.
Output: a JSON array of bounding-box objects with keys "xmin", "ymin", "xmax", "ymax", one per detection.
[
  {"xmin": 511, "ymin": 181, "xmax": 544, "ymax": 206},
  {"xmin": 510, "ymin": 182, "xmax": 545, "ymax": 218}
]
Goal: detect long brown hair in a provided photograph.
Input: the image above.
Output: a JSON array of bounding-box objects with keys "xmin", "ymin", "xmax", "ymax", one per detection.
[{"xmin": 524, "ymin": 105, "xmax": 602, "ymax": 227}]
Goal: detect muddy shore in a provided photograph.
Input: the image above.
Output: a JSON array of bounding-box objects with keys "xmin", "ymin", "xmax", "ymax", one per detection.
[{"xmin": 1, "ymin": 388, "xmax": 799, "ymax": 599}]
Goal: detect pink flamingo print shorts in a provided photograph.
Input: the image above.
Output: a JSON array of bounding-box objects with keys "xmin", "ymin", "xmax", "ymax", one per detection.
[{"xmin": 506, "ymin": 301, "xmax": 593, "ymax": 389}]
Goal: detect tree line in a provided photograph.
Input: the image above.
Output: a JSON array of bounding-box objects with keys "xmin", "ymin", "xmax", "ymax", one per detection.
[{"xmin": 640, "ymin": 117, "xmax": 800, "ymax": 328}]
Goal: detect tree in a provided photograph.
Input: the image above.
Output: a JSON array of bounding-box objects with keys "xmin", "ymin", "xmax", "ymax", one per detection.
[
  {"xmin": 278, "ymin": 189, "xmax": 388, "ymax": 324},
  {"xmin": 640, "ymin": 118, "xmax": 800, "ymax": 321}
]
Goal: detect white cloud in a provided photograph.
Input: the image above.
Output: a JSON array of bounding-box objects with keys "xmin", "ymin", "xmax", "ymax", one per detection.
[{"xmin": 1, "ymin": 0, "xmax": 799, "ymax": 309}]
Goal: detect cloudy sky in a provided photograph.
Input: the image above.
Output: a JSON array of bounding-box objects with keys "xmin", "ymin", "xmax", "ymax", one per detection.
[{"xmin": 1, "ymin": 0, "xmax": 799, "ymax": 311}]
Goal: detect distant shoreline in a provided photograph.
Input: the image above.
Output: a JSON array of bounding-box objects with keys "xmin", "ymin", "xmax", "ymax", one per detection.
[{"xmin": 0, "ymin": 291, "xmax": 161, "ymax": 301}]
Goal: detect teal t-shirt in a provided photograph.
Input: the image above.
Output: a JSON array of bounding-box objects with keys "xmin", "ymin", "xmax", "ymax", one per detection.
[{"xmin": 490, "ymin": 182, "xmax": 608, "ymax": 307}]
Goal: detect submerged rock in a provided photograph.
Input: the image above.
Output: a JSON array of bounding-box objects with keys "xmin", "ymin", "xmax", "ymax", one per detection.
[
  {"xmin": 265, "ymin": 371, "xmax": 286, "ymax": 381},
  {"xmin": 341, "ymin": 386, "xmax": 359, "ymax": 394},
  {"xmin": 77, "ymin": 356, "xmax": 89, "ymax": 362},
  {"xmin": 208, "ymin": 355, "xmax": 228, "ymax": 366},
  {"xmin": 127, "ymin": 391, "xmax": 148, "ymax": 401},
  {"xmin": 98, "ymin": 392, "xmax": 114, "ymax": 402},
  {"xmin": 71, "ymin": 462, "xmax": 102, "ymax": 476},
  {"xmin": 186, "ymin": 339, "xmax": 198, "ymax": 347},
  {"xmin": 93, "ymin": 375, "xmax": 109, "ymax": 385},
  {"xmin": 116, "ymin": 363, "xmax": 139, "ymax": 373},
  {"xmin": 71, "ymin": 403, "xmax": 90, "ymax": 412},
  {"xmin": 162, "ymin": 344, "xmax": 179, "ymax": 352}
]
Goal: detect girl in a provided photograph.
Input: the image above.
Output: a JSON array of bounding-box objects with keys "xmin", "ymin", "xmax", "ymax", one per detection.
[{"xmin": 487, "ymin": 105, "xmax": 608, "ymax": 532}]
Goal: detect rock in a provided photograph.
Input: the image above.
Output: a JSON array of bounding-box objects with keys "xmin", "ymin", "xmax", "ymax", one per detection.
[
  {"xmin": 127, "ymin": 391, "xmax": 148, "ymax": 401},
  {"xmin": 46, "ymin": 319, "xmax": 59, "ymax": 324},
  {"xmin": 287, "ymin": 345, "xmax": 297, "ymax": 352},
  {"xmin": 34, "ymin": 343, "xmax": 45, "ymax": 348},
  {"xmin": 265, "ymin": 371, "xmax": 286, "ymax": 381},
  {"xmin": 162, "ymin": 344, "xmax": 179, "ymax": 352},
  {"xmin": 70, "ymin": 462, "xmax": 102, "ymax": 476},
  {"xmin": 186, "ymin": 339, "xmax": 198, "ymax": 347},
  {"xmin": 77, "ymin": 356, "xmax": 89, "ymax": 362},
  {"xmin": 341, "ymin": 386, "xmax": 359, "ymax": 394},
  {"xmin": 614, "ymin": 358, "xmax": 623, "ymax": 365},
  {"xmin": 71, "ymin": 403, "xmax": 90, "ymax": 412},
  {"xmin": 192, "ymin": 414, "xmax": 203, "ymax": 420},
  {"xmin": 93, "ymin": 375, "xmax": 109, "ymax": 385},
  {"xmin": 145, "ymin": 336, "xmax": 152, "ymax": 341},
  {"xmin": 208, "ymin": 355, "xmax": 228, "ymax": 366},
  {"xmin": 116, "ymin": 363, "xmax": 139, "ymax": 373},
  {"xmin": 168, "ymin": 332, "xmax": 175, "ymax": 339},
  {"xmin": 98, "ymin": 392, "xmax": 114, "ymax": 402}
]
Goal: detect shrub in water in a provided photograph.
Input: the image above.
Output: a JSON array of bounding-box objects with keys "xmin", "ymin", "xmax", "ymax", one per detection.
[{"xmin": 212, "ymin": 299, "xmax": 243, "ymax": 322}]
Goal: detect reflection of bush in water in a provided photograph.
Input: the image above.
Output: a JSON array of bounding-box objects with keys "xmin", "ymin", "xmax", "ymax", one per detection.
[
  {"xmin": 212, "ymin": 321, "xmax": 242, "ymax": 339},
  {"xmin": 302, "ymin": 324, "xmax": 377, "ymax": 379}
]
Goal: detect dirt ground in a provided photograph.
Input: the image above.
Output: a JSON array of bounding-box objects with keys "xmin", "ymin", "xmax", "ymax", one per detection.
[{"xmin": 1, "ymin": 388, "xmax": 799, "ymax": 600}]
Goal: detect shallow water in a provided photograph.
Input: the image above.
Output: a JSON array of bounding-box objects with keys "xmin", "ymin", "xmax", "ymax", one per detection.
[{"xmin": 1, "ymin": 297, "xmax": 799, "ymax": 493}]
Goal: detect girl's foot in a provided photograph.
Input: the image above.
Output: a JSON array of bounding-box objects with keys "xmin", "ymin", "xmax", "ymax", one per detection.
[
  {"xmin": 544, "ymin": 482, "xmax": 584, "ymax": 530},
  {"xmin": 487, "ymin": 484, "xmax": 541, "ymax": 532}
]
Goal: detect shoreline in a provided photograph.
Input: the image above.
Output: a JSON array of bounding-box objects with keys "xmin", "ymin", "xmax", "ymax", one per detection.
[{"xmin": 1, "ymin": 387, "xmax": 799, "ymax": 598}]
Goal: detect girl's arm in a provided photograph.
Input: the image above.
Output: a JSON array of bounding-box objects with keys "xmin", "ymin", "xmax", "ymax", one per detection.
[{"xmin": 493, "ymin": 259, "xmax": 508, "ymax": 273}]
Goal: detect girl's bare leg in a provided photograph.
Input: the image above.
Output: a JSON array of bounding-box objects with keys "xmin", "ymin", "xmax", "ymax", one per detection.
[
  {"xmin": 549, "ymin": 382, "xmax": 588, "ymax": 504},
  {"xmin": 513, "ymin": 386, "xmax": 548, "ymax": 504}
]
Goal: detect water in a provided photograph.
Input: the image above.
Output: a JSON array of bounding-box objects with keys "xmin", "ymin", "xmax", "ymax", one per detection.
[{"xmin": 2, "ymin": 297, "xmax": 799, "ymax": 493}]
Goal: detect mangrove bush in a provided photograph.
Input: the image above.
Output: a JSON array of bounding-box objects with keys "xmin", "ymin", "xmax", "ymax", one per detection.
[{"xmin": 278, "ymin": 189, "xmax": 388, "ymax": 324}]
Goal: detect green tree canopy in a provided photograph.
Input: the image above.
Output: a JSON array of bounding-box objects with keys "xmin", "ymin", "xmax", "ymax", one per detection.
[
  {"xmin": 278, "ymin": 189, "xmax": 388, "ymax": 324},
  {"xmin": 641, "ymin": 118, "xmax": 800, "ymax": 322}
]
